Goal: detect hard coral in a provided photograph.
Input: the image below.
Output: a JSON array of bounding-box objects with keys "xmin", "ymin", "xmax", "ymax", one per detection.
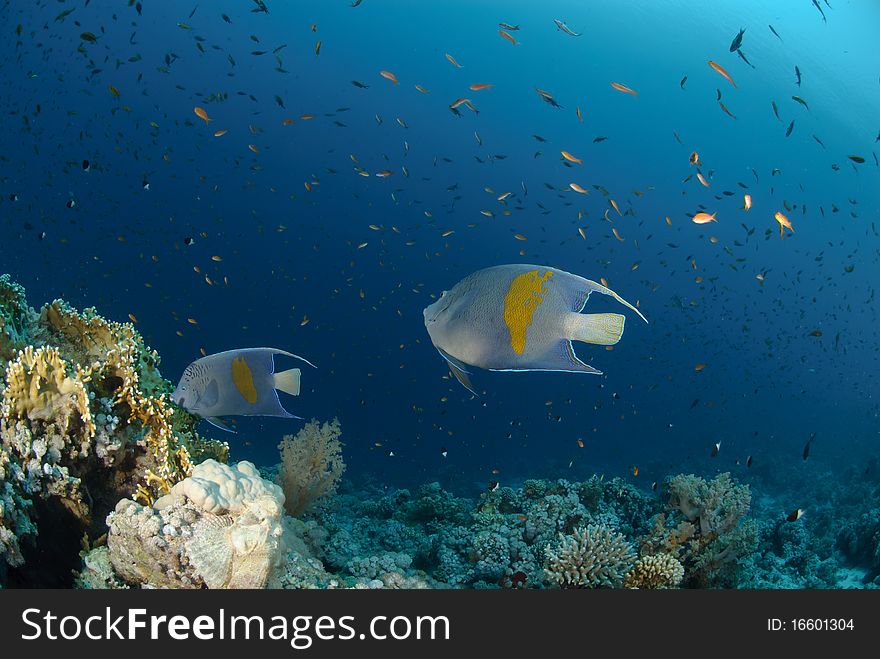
[
  {"xmin": 624, "ymin": 553, "xmax": 685, "ymax": 589},
  {"xmin": 543, "ymin": 524, "xmax": 636, "ymax": 588},
  {"xmin": 108, "ymin": 460, "xmax": 286, "ymax": 589},
  {"xmin": 0, "ymin": 275, "xmax": 227, "ymax": 583}
]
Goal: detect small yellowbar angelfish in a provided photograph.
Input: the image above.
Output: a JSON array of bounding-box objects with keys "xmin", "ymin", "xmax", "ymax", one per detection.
[
  {"xmin": 171, "ymin": 348, "xmax": 316, "ymax": 431},
  {"xmin": 423, "ymin": 264, "xmax": 647, "ymax": 393}
]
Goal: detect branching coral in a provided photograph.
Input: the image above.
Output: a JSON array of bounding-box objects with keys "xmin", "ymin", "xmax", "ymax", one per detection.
[
  {"xmin": 278, "ymin": 418, "xmax": 345, "ymax": 517},
  {"xmin": 543, "ymin": 524, "xmax": 636, "ymax": 588},
  {"xmin": 624, "ymin": 553, "xmax": 684, "ymax": 589}
]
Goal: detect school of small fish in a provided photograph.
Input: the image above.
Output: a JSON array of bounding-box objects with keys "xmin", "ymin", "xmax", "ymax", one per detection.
[{"xmin": 1, "ymin": 0, "xmax": 877, "ymax": 491}]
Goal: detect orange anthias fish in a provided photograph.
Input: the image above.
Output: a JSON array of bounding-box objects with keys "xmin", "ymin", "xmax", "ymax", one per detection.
[
  {"xmin": 194, "ymin": 107, "xmax": 211, "ymax": 124},
  {"xmin": 560, "ymin": 150, "xmax": 583, "ymax": 164},
  {"xmin": 742, "ymin": 194, "xmax": 752, "ymax": 211},
  {"xmin": 708, "ymin": 60, "xmax": 737, "ymax": 87},
  {"xmin": 692, "ymin": 212, "xmax": 717, "ymax": 224},
  {"xmin": 610, "ymin": 82, "xmax": 638, "ymax": 96},
  {"xmin": 499, "ymin": 30, "xmax": 518, "ymax": 45},
  {"xmin": 689, "ymin": 151, "xmax": 700, "ymax": 165},
  {"xmin": 774, "ymin": 211, "xmax": 794, "ymax": 237},
  {"xmin": 696, "ymin": 172, "xmax": 710, "ymax": 187},
  {"xmin": 569, "ymin": 182, "xmax": 588, "ymax": 194},
  {"xmin": 449, "ymin": 97, "xmax": 470, "ymax": 109},
  {"xmin": 469, "ymin": 83, "xmax": 493, "ymax": 91},
  {"xmin": 379, "ymin": 70, "xmax": 399, "ymax": 84}
]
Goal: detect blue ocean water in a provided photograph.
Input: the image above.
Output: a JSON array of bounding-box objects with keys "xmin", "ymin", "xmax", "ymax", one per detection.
[{"xmin": 1, "ymin": 0, "xmax": 878, "ymax": 503}]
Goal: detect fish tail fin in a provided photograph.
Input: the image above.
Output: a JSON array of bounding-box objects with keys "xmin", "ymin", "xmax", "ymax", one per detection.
[
  {"xmin": 273, "ymin": 368, "xmax": 302, "ymax": 396},
  {"xmin": 565, "ymin": 312, "xmax": 625, "ymax": 346}
]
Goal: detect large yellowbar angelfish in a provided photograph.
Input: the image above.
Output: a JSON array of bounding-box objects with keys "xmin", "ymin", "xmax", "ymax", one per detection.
[
  {"xmin": 171, "ymin": 347, "xmax": 316, "ymax": 431},
  {"xmin": 423, "ymin": 264, "xmax": 647, "ymax": 393}
]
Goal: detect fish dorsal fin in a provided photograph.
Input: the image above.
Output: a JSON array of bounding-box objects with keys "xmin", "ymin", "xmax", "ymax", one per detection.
[
  {"xmin": 273, "ymin": 368, "xmax": 301, "ymax": 397},
  {"xmin": 202, "ymin": 379, "xmax": 220, "ymax": 407},
  {"xmin": 582, "ymin": 278, "xmax": 648, "ymax": 324}
]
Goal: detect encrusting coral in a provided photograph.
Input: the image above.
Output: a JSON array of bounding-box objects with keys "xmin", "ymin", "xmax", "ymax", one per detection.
[
  {"xmin": 543, "ymin": 523, "xmax": 636, "ymax": 588},
  {"xmin": 0, "ymin": 275, "xmax": 227, "ymax": 584},
  {"xmin": 106, "ymin": 460, "xmax": 286, "ymax": 589},
  {"xmin": 278, "ymin": 418, "xmax": 345, "ymax": 517}
]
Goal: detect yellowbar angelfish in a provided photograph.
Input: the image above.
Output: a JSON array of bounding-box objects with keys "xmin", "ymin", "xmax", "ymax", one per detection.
[{"xmin": 423, "ymin": 264, "xmax": 648, "ymax": 393}]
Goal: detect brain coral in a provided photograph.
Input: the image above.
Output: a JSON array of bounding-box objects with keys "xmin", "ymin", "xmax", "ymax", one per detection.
[{"xmin": 544, "ymin": 524, "xmax": 636, "ymax": 588}]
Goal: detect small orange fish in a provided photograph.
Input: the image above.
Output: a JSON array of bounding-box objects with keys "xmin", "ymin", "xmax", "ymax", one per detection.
[
  {"xmin": 469, "ymin": 83, "xmax": 493, "ymax": 91},
  {"xmin": 499, "ymin": 30, "xmax": 518, "ymax": 45},
  {"xmin": 445, "ymin": 53, "xmax": 462, "ymax": 68},
  {"xmin": 742, "ymin": 194, "xmax": 752, "ymax": 211},
  {"xmin": 569, "ymin": 182, "xmax": 588, "ymax": 194},
  {"xmin": 708, "ymin": 60, "xmax": 736, "ymax": 87},
  {"xmin": 610, "ymin": 82, "xmax": 637, "ymax": 96},
  {"xmin": 282, "ymin": 118, "xmax": 295, "ymax": 126},
  {"xmin": 560, "ymin": 150, "xmax": 583, "ymax": 164},
  {"xmin": 415, "ymin": 84, "xmax": 430, "ymax": 94},
  {"xmin": 449, "ymin": 97, "xmax": 470, "ymax": 109},
  {"xmin": 612, "ymin": 227, "xmax": 624, "ymax": 242},
  {"xmin": 576, "ymin": 106, "xmax": 583, "ymax": 122},
  {"xmin": 213, "ymin": 129, "xmax": 227, "ymax": 137},
  {"xmin": 692, "ymin": 212, "xmax": 717, "ymax": 224},
  {"xmin": 694, "ymin": 363, "xmax": 707, "ymax": 372},
  {"xmin": 379, "ymin": 70, "xmax": 399, "ymax": 84},
  {"xmin": 194, "ymin": 106, "xmax": 211, "ymax": 124},
  {"xmin": 610, "ymin": 199, "xmax": 621, "ymax": 216},
  {"xmin": 315, "ymin": 40, "xmax": 321, "ymax": 55},
  {"xmin": 300, "ymin": 113, "xmax": 315, "ymax": 120},
  {"xmin": 128, "ymin": 313, "xmax": 138, "ymax": 323},
  {"xmin": 689, "ymin": 151, "xmax": 700, "ymax": 165},
  {"xmin": 375, "ymin": 170, "xmax": 393, "ymax": 178},
  {"xmin": 108, "ymin": 84, "xmax": 121, "ymax": 98},
  {"xmin": 696, "ymin": 171, "xmax": 710, "ymax": 187},
  {"xmin": 632, "ymin": 466, "xmax": 639, "ymax": 477},
  {"xmin": 248, "ymin": 144, "xmax": 259, "ymax": 154},
  {"xmin": 576, "ymin": 438, "xmax": 585, "ymax": 448},
  {"xmin": 774, "ymin": 211, "xmax": 794, "ymax": 237}
]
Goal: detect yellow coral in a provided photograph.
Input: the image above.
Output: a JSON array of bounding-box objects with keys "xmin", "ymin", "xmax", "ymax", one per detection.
[
  {"xmin": 41, "ymin": 300, "xmax": 138, "ymax": 361},
  {"xmin": 2, "ymin": 346, "xmax": 95, "ymax": 450},
  {"xmin": 624, "ymin": 553, "xmax": 684, "ymax": 589}
]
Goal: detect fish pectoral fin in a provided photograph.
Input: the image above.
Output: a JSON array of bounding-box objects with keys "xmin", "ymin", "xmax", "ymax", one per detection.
[
  {"xmin": 205, "ymin": 416, "xmax": 236, "ymax": 433},
  {"xmin": 566, "ymin": 312, "xmax": 626, "ymax": 345},
  {"xmin": 448, "ymin": 362, "xmax": 478, "ymax": 395},
  {"xmin": 436, "ymin": 347, "xmax": 478, "ymax": 395},
  {"xmin": 202, "ymin": 379, "xmax": 220, "ymax": 407},
  {"xmin": 273, "ymin": 368, "xmax": 302, "ymax": 397}
]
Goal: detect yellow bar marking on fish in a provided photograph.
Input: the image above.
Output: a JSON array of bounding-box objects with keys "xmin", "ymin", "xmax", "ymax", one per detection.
[
  {"xmin": 231, "ymin": 356, "xmax": 258, "ymax": 404},
  {"xmin": 503, "ymin": 269, "xmax": 554, "ymax": 355}
]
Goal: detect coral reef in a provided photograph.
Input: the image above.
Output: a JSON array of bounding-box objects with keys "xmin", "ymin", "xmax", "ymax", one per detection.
[
  {"xmin": 278, "ymin": 418, "xmax": 345, "ymax": 517},
  {"xmin": 0, "ymin": 275, "xmax": 226, "ymax": 585},
  {"xmin": 543, "ymin": 524, "xmax": 636, "ymax": 588},
  {"xmin": 105, "ymin": 460, "xmax": 286, "ymax": 589}
]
